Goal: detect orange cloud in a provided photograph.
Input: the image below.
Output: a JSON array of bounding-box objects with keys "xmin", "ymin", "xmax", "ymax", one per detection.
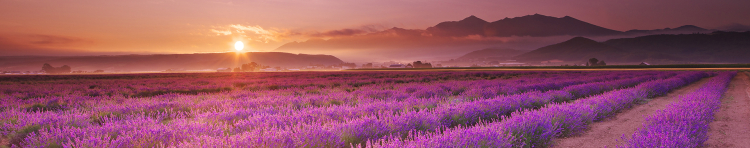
[
  {"xmin": 210, "ymin": 24, "xmax": 295, "ymax": 43},
  {"xmin": 308, "ymin": 25, "xmax": 386, "ymax": 38},
  {"xmin": 209, "ymin": 24, "xmax": 389, "ymax": 44},
  {"xmin": 27, "ymin": 34, "xmax": 90, "ymax": 46},
  {"xmin": 309, "ymin": 29, "xmax": 368, "ymax": 38}
]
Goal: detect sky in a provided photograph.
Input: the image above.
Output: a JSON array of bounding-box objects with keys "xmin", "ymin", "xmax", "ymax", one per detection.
[{"xmin": 1, "ymin": 0, "xmax": 749, "ymax": 56}]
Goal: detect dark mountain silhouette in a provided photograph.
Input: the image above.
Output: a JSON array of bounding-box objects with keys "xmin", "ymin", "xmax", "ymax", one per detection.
[
  {"xmin": 275, "ymin": 14, "xmax": 628, "ymax": 61},
  {"xmin": 514, "ymin": 31, "xmax": 750, "ymax": 64},
  {"xmin": 275, "ymin": 14, "xmax": 733, "ymax": 62},
  {"xmin": 603, "ymin": 31, "xmax": 750, "ymax": 63},
  {"xmin": 514, "ymin": 37, "xmax": 626, "ymax": 62},
  {"xmin": 716, "ymin": 23, "xmax": 750, "ymax": 32},
  {"xmin": 483, "ymin": 14, "xmax": 623, "ymax": 37},
  {"xmin": 0, "ymin": 52, "xmax": 344, "ymax": 71},
  {"xmin": 275, "ymin": 26, "xmax": 502, "ymax": 62},
  {"xmin": 424, "ymin": 14, "xmax": 625, "ymax": 37},
  {"xmin": 456, "ymin": 48, "xmax": 526, "ymax": 60},
  {"xmin": 426, "ymin": 15, "xmax": 489, "ymax": 37},
  {"xmin": 624, "ymin": 25, "xmax": 710, "ymax": 35}
]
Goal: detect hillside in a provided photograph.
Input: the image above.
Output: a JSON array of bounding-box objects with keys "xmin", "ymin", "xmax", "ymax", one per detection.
[
  {"xmin": 274, "ymin": 14, "xmax": 633, "ymax": 61},
  {"xmin": 624, "ymin": 25, "xmax": 710, "ymax": 35},
  {"xmin": 275, "ymin": 14, "xmax": 717, "ymax": 62},
  {"xmin": 0, "ymin": 52, "xmax": 345, "ymax": 71},
  {"xmin": 425, "ymin": 15, "xmax": 490, "ymax": 37},
  {"xmin": 513, "ymin": 37, "xmax": 626, "ymax": 63},
  {"xmin": 603, "ymin": 31, "xmax": 750, "ymax": 63},
  {"xmin": 483, "ymin": 14, "xmax": 623, "ymax": 37},
  {"xmin": 456, "ymin": 48, "xmax": 526, "ymax": 60},
  {"xmin": 514, "ymin": 31, "xmax": 750, "ymax": 64}
]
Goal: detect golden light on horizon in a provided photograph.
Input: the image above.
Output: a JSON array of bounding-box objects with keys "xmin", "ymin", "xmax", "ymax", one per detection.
[{"xmin": 234, "ymin": 41, "xmax": 244, "ymax": 51}]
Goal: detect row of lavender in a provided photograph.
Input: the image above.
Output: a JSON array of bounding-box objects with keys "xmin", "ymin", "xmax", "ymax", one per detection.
[
  {"xmin": 317, "ymin": 71, "xmax": 673, "ymax": 147},
  {"xmin": 369, "ymin": 71, "xmax": 714, "ymax": 147},
  {"xmin": 625, "ymin": 72, "xmax": 736, "ymax": 147},
  {"xmin": 2, "ymin": 71, "xmax": 589, "ymax": 111},
  {"xmin": 178, "ymin": 71, "xmax": 641, "ymax": 129},
  {"xmin": 0, "ymin": 72, "xmax": 633, "ymax": 147},
  {"xmin": 0, "ymin": 71, "xmax": 541, "ymax": 101},
  {"xmin": 1, "ymin": 71, "xmax": 630, "ymax": 135},
  {"xmin": 5, "ymin": 71, "xmax": 718, "ymax": 147},
  {"xmin": 3, "ymin": 71, "xmax": 662, "ymax": 147},
  {"xmin": 173, "ymin": 71, "xmax": 671, "ymax": 147}
]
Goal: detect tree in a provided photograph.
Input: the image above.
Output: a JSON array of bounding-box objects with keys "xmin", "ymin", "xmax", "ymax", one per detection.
[
  {"xmin": 588, "ymin": 58, "xmax": 599, "ymax": 66},
  {"xmin": 241, "ymin": 62, "xmax": 260, "ymax": 72},
  {"xmin": 59, "ymin": 65, "xmax": 71, "ymax": 73},
  {"xmin": 598, "ymin": 61, "xmax": 607, "ymax": 66},
  {"xmin": 412, "ymin": 61, "xmax": 433, "ymax": 68},
  {"xmin": 42, "ymin": 63, "xmax": 55, "ymax": 73},
  {"xmin": 362, "ymin": 63, "xmax": 373, "ymax": 68},
  {"xmin": 339, "ymin": 63, "xmax": 356, "ymax": 68},
  {"xmin": 41, "ymin": 63, "xmax": 71, "ymax": 74},
  {"xmin": 233, "ymin": 67, "xmax": 241, "ymax": 72}
]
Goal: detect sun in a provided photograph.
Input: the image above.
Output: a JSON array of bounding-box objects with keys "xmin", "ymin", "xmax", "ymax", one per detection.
[{"xmin": 234, "ymin": 41, "xmax": 244, "ymax": 51}]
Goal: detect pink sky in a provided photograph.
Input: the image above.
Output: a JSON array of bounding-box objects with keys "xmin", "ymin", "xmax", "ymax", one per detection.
[{"xmin": 1, "ymin": 0, "xmax": 749, "ymax": 55}]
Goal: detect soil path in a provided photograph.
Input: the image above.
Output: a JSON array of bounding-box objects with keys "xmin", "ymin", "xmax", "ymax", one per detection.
[
  {"xmin": 1, "ymin": 137, "xmax": 7, "ymax": 147},
  {"xmin": 552, "ymin": 76, "xmax": 712, "ymax": 148},
  {"xmin": 703, "ymin": 72, "xmax": 750, "ymax": 147}
]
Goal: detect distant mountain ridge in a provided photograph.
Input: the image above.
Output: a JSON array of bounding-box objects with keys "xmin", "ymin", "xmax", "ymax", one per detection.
[
  {"xmin": 274, "ymin": 14, "xmax": 718, "ymax": 62},
  {"xmin": 514, "ymin": 31, "xmax": 750, "ymax": 64},
  {"xmin": 0, "ymin": 52, "xmax": 344, "ymax": 71},
  {"xmin": 483, "ymin": 14, "xmax": 624, "ymax": 37},
  {"xmin": 426, "ymin": 15, "xmax": 489, "ymax": 37},
  {"xmin": 427, "ymin": 14, "xmax": 712, "ymax": 37},
  {"xmin": 624, "ymin": 25, "xmax": 710, "ymax": 35},
  {"xmin": 716, "ymin": 23, "xmax": 750, "ymax": 32},
  {"xmin": 456, "ymin": 48, "xmax": 526, "ymax": 60}
]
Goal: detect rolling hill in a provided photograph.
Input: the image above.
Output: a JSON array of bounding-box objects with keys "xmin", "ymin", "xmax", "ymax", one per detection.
[
  {"xmin": 456, "ymin": 48, "xmax": 526, "ymax": 60},
  {"xmin": 514, "ymin": 31, "xmax": 750, "ymax": 64},
  {"xmin": 275, "ymin": 14, "xmax": 710, "ymax": 62}
]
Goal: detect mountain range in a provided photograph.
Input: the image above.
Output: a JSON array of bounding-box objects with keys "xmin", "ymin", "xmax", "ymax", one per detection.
[
  {"xmin": 0, "ymin": 52, "xmax": 344, "ymax": 71},
  {"xmin": 275, "ymin": 14, "xmax": 717, "ymax": 62},
  {"xmin": 513, "ymin": 31, "xmax": 750, "ymax": 64},
  {"xmin": 427, "ymin": 14, "xmax": 624, "ymax": 37},
  {"xmin": 456, "ymin": 48, "xmax": 525, "ymax": 60}
]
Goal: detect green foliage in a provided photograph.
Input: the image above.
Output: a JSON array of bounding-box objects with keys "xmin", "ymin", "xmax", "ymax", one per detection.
[
  {"xmin": 130, "ymin": 87, "xmax": 233, "ymax": 98},
  {"xmin": 41, "ymin": 63, "xmax": 71, "ymax": 74},
  {"xmin": 89, "ymin": 111, "xmax": 124, "ymax": 125},
  {"xmin": 23, "ymin": 101, "xmax": 65, "ymax": 112},
  {"xmin": 240, "ymin": 62, "xmax": 261, "ymax": 72},
  {"xmin": 588, "ymin": 58, "xmax": 600, "ymax": 66},
  {"xmin": 8, "ymin": 125, "xmax": 42, "ymax": 147}
]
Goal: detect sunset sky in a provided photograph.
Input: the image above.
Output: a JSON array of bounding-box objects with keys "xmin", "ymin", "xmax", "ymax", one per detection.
[{"xmin": 1, "ymin": 0, "xmax": 749, "ymax": 56}]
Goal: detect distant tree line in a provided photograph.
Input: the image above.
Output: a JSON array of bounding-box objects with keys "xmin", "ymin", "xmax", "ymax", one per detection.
[
  {"xmin": 338, "ymin": 63, "xmax": 357, "ymax": 68},
  {"xmin": 361, "ymin": 63, "xmax": 374, "ymax": 68},
  {"xmin": 42, "ymin": 63, "xmax": 71, "ymax": 74},
  {"xmin": 234, "ymin": 62, "xmax": 262, "ymax": 72},
  {"xmin": 587, "ymin": 58, "xmax": 607, "ymax": 66},
  {"xmin": 412, "ymin": 61, "xmax": 433, "ymax": 68}
]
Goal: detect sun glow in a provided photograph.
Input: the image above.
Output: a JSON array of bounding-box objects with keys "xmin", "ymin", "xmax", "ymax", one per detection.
[{"xmin": 234, "ymin": 41, "xmax": 244, "ymax": 51}]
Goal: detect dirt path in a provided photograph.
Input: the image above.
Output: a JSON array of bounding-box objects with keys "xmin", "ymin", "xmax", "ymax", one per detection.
[
  {"xmin": 552, "ymin": 76, "xmax": 712, "ymax": 148},
  {"xmin": 703, "ymin": 72, "xmax": 750, "ymax": 147},
  {"xmin": 1, "ymin": 137, "xmax": 7, "ymax": 147}
]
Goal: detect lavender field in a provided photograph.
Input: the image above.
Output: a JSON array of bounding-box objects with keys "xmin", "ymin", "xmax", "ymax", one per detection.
[{"xmin": 0, "ymin": 71, "xmax": 740, "ymax": 148}]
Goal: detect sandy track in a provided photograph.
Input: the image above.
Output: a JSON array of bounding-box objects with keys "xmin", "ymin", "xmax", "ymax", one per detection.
[
  {"xmin": 1, "ymin": 137, "xmax": 7, "ymax": 147},
  {"xmin": 703, "ymin": 73, "xmax": 750, "ymax": 147},
  {"xmin": 552, "ymin": 76, "xmax": 711, "ymax": 148}
]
